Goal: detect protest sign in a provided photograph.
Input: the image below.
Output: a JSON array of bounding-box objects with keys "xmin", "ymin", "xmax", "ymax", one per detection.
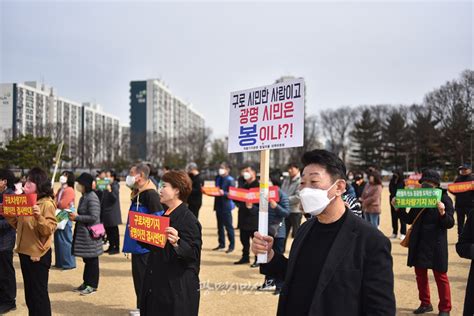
[
  {"xmin": 228, "ymin": 78, "xmax": 305, "ymax": 264},
  {"xmin": 395, "ymin": 188, "xmax": 442, "ymax": 208},
  {"xmin": 228, "ymin": 186, "xmax": 280, "ymax": 203},
  {"xmin": 1, "ymin": 194, "xmax": 37, "ymax": 216},
  {"xmin": 201, "ymin": 187, "xmax": 223, "ymax": 197},
  {"xmin": 448, "ymin": 181, "xmax": 474, "ymax": 193},
  {"xmin": 96, "ymin": 179, "xmax": 111, "ymax": 191},
  {"xmin": 128, "ymin": 211, "xmax": 170, "ymax": 248},
  {"xmin": 228, "ymin": 78, "xmax": 305, "ymax": 153}
]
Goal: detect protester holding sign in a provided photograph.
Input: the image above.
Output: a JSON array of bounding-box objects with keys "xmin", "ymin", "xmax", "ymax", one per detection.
[
  {"xmin": 140, "ymin": 170, "xmax": 202, "ymax": 316},
  {"xmin": 392, "ymin": 169, "xmax": 454, "ymax": 315},
  {"xmin": 69, "ymin": 173, "xmax": 103, "ymax": 296},
  {"xmin": 234, "ymin": 164, "xmax": 260, "ymax": 266},
  {"xmin": 252, "ymin": 149, "xmax": 395, "ymax": 315},
  {"xmin": 54, "ymin": 171, "xmax": 76, "ymax": 270},
  {"xmin": 101, "ymin": 170, "xmax": 122, "ymax": 255},
  {"xmin": 0, "ymin": 169, "xmax": 17, "ymax": 314},
  {"xmin": 360, "ymin": 171, "xmax": 383, "ymax": 228},
  {"xmin": 212, "ymin": 162, "xmax": 235, "ymax": 253},
  {"xmin": 452, "ymin": 163, "xmax": 474, "ymax": 236},
  {"xmin": 122, "ymin": 163, "xmax": 163, "ymax": 314},
  {"xmin": 6, "ymin": 167, "xmax": 57, "ymax": 316},
  {"xmin": 456, "ymin": 210, "xmax": 474, "ymax": 316}
]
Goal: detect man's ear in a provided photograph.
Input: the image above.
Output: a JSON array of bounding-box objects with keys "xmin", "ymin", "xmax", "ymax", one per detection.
[{"xmin": 335, "ymin": 180, "xmax": 347, "ymax": 196}]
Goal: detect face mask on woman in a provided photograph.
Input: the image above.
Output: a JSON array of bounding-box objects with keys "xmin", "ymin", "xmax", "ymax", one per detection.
[
  {"xmin": 218, "ymin": 168, "xmax": 226, "ymax": 176},
  {"xmin": 299, "ymin": 181, "xmax": 339, "ymax": 216},
  {"xmin": 125, "ymin": 175, "xmax": 136, "ymax": 188},
  {"xmin": 23, "ymin": 181, "xmax": 37, "ymax": 194},
  {"xmin": 59, "ymin": 175, "xmax": 68, "ymax": 184}
]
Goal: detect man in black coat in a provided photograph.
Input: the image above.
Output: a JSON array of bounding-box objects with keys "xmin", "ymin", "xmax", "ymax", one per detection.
[
  {"xmin": 453, "ymin": 163, "xmax": 474, "ymax": 236},
  {"xmin": 186, "ymin": 162, "xmax": 204, "ymax": 219},
  {"xmin": 234, "ymin": 164, "xmax": 259, "ymax": 266},
  {"xmin": 389, "ymin": 169, "xmax": 407, "ymax": 239},
  {"xmin": 252, "ymin": 150, "xmax": 395, "ymax": 316},
  {"xmin": 457, "ymin": 211, "xmax": 474, "ymax": 316}
]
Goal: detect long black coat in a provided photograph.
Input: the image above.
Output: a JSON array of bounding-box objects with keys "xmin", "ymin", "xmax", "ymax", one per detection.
[
  {"xmin": 100, "ymin": 181, "xmax": 122, "ymax": 227},
  {"xmin": 453, "ymin": 174, "xmax": 474, "ymax": 209},
  {"xmin": 456, "ymin": 212, "xmax": 474, "ymax": 316},
  {"xmin": 140, "ymin": 203, "xmax": 202, "ymax": 316},
  {"xmin": 236, "ymin": 179, "xmax": 259, "ymax": 231},
  {"xmin": 397, "ymin": 190, "xmax": 455, "ymax": 272},
  {"xmin": 261, "ymin": 210, "xmax": 395, "ymax": 316}
]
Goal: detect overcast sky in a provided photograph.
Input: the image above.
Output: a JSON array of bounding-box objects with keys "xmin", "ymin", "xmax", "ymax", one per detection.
[{"xmin": 1, "ymin": 1, "xmax": 472, "ymax": 138}]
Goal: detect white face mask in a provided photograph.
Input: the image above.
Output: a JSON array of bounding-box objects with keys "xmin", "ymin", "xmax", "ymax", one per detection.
[
  {"xmin": 299, "ymin": 181, "xmax": 338, "ymax": 216},
  {"xmin": 59, "ymin": 175, "xmax": 68, "ymax": 184},
  {"xmin": 125, "ymin": 175, "xmax": 136, "ymax": 188},
  {"xmin": 218, "ymin": 168, "xmax": 226, "ymax": 176},
  {"xmin": 243, "ymin": 171, "xmax": 251, "ymax": 180}
]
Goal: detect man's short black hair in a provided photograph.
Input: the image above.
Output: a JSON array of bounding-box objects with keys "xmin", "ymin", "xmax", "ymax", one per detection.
[
  {"xmin": 240, "ymin": 163, "xmax": 256, "ymax": 172},
  {"xmin": 287, "ymin": 163, "xmax": 300, "ymax": 170},
  {"xmin": 301, "ymin": 149, "xmax": 347, "ymax": 181},
  {"xmin": 0, "ymin": 168, "xmax": 16, "ymax": 190}
]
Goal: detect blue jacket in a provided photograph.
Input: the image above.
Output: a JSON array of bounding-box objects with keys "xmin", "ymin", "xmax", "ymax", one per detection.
[
  {"xmin": 269, "ymin": 189, "xmax": 290, "ymax": 239},
  {"xmin": 213, "ymin": 175, "xmax": 235, "ymax": 212},
  {"xmin": 0, "ymin": 188, "xmax": 16, "ymax": 252}
]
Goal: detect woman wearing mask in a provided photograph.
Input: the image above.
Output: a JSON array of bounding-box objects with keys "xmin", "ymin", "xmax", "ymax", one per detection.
[
  {"xmin": 69, "ymin": 173, "xmax": 103, "ymax": 296},
  {"xmin": 54, "ymin": 171, "xmax": 76, "ymax": 269},
  {"xmin": 360, "ymin": 171, "xmax": 383, "ymax": 227},
  {"xmin": 140, "ymin": 171, "xmax": 202, "ymax": 315},
  {"xmin": 393, "ymin": 169, "xmax": 454, "ymax": 316},
  {"xmin": 101, "ymin": 170, "xmax": 122, "ymax": 255},
  {"xmin": 6, "ymin": 167, "xmax": 57, "ymax": 316}
]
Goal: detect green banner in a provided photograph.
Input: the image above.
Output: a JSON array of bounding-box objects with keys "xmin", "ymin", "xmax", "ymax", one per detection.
[
  {"xmin": 96, "ymin": 179, "xmax": 111, "ymax": 191},
  {"xmin": 395, "ymin": 188, "xmax": 442, "ymax": 208}
]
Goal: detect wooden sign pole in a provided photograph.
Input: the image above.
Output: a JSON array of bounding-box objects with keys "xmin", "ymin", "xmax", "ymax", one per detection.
[
  {"xmin": 51, "ymin": 141, "xmax": 64, "ymax": 188},
  {"xmin": 257, "ymin": 149, "xmax": 270, "ymax": 263}
]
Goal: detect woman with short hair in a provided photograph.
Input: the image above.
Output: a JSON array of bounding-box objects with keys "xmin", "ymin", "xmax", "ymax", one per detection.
[
  {"xmin": 69, "ymin": 173, "xmax": 103, "ymax": 296},
  {"xmin": 140, "ymin": 170, "xmax": 202, "ymax": 316}
]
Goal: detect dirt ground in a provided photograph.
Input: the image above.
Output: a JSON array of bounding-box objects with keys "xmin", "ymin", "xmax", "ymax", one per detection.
[{"xmin": 9, "ymin": 185, "xmax": 470, "ymax": 315}]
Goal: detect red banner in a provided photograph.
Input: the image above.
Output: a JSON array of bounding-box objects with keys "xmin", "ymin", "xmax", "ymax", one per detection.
[
  {"xmin": 448, "ymin": 181, "xmax": 474, "ymax": 193},
  {"xmin": 228, "ymin": 186, "xmax": 280, "ymax": 203},
  {"xmin": 128, "ymin": 211, "xmax": 170, "ymax": 248},
  {"xmin": 1, "ymin": 194, "xmax": 37, "ymax": 216},
  {"xmin": 405, "ymin": 178, "xmax": 422, "ymax": 189},
  {"xmin": 201, "ymin": 187, "xmax": 223, "ymax": 197}
]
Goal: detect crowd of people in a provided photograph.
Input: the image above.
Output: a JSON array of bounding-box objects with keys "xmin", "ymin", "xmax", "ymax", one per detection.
[{"xmin": 0, "ymin": 150, "xmax": 472, "ymax": 316}]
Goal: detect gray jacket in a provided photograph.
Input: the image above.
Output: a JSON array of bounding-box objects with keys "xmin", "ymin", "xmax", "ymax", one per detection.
[
  {"xmin": 281, "ymin": 174, "xmax": 301, "ymax": 214},
  {"xmin": 72, "ymin": 191, "xmax": 103, "ymax": 258}
]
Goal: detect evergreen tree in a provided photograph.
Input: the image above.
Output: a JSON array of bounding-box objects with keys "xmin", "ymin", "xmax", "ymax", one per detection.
[
  {"xmin": 382, "ymin": 108, "xmax": 410, "ymax": 170},
  {"xmin": 350, "ymin": 109, "xmax": 382, "ymax": 169}
]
